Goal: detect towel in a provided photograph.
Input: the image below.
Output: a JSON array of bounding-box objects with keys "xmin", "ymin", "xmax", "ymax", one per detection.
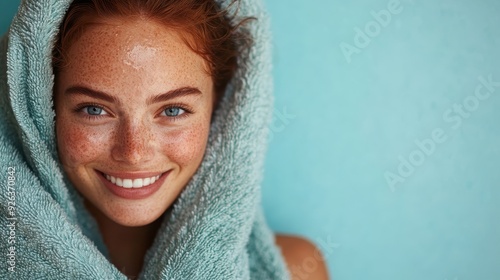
[{"xmin": 0, "ymin": 0, "xmax": 291, "ymax": 279}]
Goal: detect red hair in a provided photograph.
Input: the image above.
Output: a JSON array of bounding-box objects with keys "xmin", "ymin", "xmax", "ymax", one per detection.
[{"xmin": 52, "ymin": 0, "xmax": 254, "ymax": 106}]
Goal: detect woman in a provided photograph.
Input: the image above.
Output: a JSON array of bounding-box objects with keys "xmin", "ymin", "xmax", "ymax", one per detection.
[{"xmin": 0, "ymin": 0, "xmax": 328, "ymax": 279}]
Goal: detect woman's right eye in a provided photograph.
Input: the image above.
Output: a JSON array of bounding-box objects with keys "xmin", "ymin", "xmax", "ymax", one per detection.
[{"xmin": 83, "ymin": 105, "xmax": 107, "ymax": 116}]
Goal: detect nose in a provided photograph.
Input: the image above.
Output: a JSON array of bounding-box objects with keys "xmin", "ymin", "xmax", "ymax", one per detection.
[{"xmin": 111, "ymin": 118, "xmax": 155, "ymax": 164}]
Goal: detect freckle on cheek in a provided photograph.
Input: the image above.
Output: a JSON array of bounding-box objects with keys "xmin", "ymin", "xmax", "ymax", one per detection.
[
  {"xmin": 59, "ymin": 126, "xmax": 104, "ymax": 165},
  {"xmin": 164, "ymin": 124, "xmax": 208, "ymax": 165}
]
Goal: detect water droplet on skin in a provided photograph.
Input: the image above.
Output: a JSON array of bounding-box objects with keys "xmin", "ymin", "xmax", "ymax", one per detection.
[{"xmin": 123, "ymin": 44, "xmax": 158, "ymax": 70}]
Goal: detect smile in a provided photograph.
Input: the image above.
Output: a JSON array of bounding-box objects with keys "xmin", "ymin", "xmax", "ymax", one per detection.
[
  {"xmin": 96, "ymin": 170, "xmax": 171, "ymax": 200},
  {"xmin": 103, "ymin": 173, "xmax": 162, "ymax": 189}
]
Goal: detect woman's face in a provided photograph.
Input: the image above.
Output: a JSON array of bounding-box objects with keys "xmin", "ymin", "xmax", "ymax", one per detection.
[{"xmin": 54, "ymin": 18, "xmax": 214, "ymax": 227}]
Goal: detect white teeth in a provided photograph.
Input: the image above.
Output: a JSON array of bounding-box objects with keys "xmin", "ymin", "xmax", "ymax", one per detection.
[
  {"xmin": 133, "ymin": 179, "xmax": 143, "ymax": 188},
  {"xmin": 123, "ymin": 179, "xmax": 133, "ymax": 188},
  {"xmin": 103, "ymin": 173, "xmax": 162, "ymax": 189}
]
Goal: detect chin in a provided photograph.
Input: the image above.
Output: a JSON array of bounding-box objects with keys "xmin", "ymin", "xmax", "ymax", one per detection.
[
  {"xmin": 85, "ymin": 198, "xmax": 168, "ymax": 227},
  {"xmin": 112, "ymin": 213, "xmax": 161, "ymax": 227}
]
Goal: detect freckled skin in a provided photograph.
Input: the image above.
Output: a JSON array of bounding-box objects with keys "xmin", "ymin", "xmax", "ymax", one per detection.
[{"xmin": 54, "ymin": 18, "xmax": 214, "ymax": 227}]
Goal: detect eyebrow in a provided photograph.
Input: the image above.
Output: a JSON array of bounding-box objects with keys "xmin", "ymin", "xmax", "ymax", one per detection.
[
  {"xmin": 146, "ymin": 86, "xmax": 202, "ymax": 105},
  {"xmin": 64, "ymin": 86, "xmax": 202, "ymax": 104},
  {"xmin": 65, "ymin": 86, "xmax": 117, "ymax": 103}
]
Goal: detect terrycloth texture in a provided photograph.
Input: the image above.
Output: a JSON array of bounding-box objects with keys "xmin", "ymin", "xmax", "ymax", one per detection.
[{"xmin": 0, "ymin": 0, "xmax": 290, "ymax": 279}]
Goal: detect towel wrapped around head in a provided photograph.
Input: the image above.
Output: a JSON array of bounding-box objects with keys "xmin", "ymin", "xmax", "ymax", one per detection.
[{"xmin": 0, "ymin": 0, "xmax": 290, "ymax": 279}]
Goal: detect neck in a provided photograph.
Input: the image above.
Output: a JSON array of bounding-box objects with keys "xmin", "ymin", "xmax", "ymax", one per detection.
[{"xmin": 85, "ymin": 201, "xmax": 163, "ymax": 278}]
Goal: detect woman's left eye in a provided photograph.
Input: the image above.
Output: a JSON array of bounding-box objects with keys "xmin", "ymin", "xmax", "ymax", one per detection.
[{"xmin": 161, "ymin": 107, "xmax": 186, "ymax": 117}]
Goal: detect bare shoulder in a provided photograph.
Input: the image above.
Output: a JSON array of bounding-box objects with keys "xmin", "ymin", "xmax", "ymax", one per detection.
[{"xmin": 275, "ymin": 234, "xmax": 330, "ymax": 280}]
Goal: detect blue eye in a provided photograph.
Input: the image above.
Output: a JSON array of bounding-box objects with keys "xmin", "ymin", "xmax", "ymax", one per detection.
[
  {"xmin": 163, "ymin": 107, "xmax": 185, "ymax": 117},
  {"xmin": 84, "ymin": 106, "xmax": 105, "ymax": 115}
]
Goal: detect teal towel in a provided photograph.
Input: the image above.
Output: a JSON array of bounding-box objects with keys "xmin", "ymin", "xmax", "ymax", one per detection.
[{"xmin": 0, "ymin": 0, "xmax": 290, "ymax": 279}]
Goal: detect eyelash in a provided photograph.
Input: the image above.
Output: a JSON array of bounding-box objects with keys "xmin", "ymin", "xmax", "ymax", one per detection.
[
  {"xmin": 73, "ymin": 102, "xmax": 193, "ymax": 122},
  {"xmin": 159, "ymin": 103, "xmax": 193, "ymax": 122},
  {"xmin": 74, "ymin": 103, "xmax": 109, "ymax": 121}
]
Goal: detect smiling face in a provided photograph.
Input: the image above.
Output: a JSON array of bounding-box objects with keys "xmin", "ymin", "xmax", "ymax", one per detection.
[{"xmin": 54, "ymin": 18, "xmax": 214, "ymax": 227}]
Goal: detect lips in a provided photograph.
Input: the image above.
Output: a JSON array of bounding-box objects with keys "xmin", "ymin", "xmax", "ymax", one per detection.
[
  {"xmin": 104, "ymin": 173, "xmax": 161, "ymax": 189},
  {"xmin": 96, "ymin": 169, "xmax": 171, "ymax": 200}
]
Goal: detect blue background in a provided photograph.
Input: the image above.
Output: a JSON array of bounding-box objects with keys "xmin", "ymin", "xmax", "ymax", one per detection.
[{"xmin": 2, "ymin": 1, "xmax": 499, "ymax": 279}]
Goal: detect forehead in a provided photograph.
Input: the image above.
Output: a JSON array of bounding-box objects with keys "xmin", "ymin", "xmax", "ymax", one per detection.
[{"xmin": 59, "ymin": 18, "xmax": 211, "ymax": 93}]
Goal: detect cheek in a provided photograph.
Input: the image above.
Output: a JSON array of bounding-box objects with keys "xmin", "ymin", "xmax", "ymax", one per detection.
[
  {"xmin": 56, "ymin": 119, "xmax": 111, "ymax": 168},
  {"xmin": 161, "ymin": 121, "xmax": 210, "ymax": 168}
]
